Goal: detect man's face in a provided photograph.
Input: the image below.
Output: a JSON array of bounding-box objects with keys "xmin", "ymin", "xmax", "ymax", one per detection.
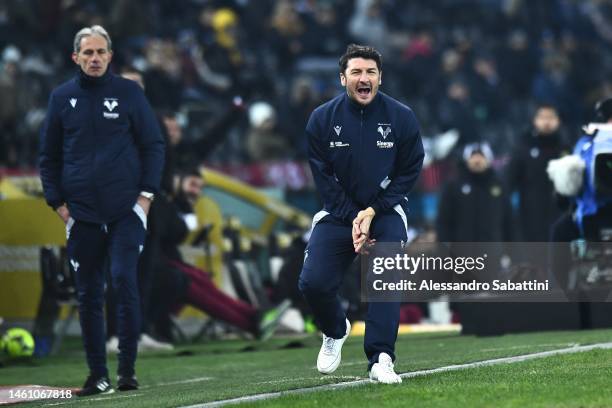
[
  {"xmin": 340, "ymin": 57, "xmax": 381, "ymax": 106},
  {"xmin": 533, "ymin": 107, "xmax": 560, "ymax": 135},
  {"xmin": 163, "ymin": 116, "xmax": 182, "ymax": 146},
  {"xmin": 72, "ymin": 35, "xmax": 112, "ymax": 77},
  {"xmin": 467, "ymin": 152, "xmax": 489, "ymax": 173},
  {"xmin": 181, "ymin": 175, "xmax": 204, "ymax": 203}
]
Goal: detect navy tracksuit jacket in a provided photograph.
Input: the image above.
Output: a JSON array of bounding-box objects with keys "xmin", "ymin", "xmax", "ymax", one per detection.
[
  {"xmin": 39, "ymin": 69, "xmax": 164, "ymax": 378},
  {"xmin": 298, "ymin": 92, "xmax": 424, "ymax": 368}
]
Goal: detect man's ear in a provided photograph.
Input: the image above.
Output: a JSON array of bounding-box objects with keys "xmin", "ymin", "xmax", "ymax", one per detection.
[
  {"xmin": 379, "ymin": 71, "xmax": 382, "ymax": 85},
  {"xmin": 340, "ymin": 72, "xmax": 346, "ymax": 87},
  {"xmin": 71, "ymin": 52, "xmax": 78, "ymax": 65}
]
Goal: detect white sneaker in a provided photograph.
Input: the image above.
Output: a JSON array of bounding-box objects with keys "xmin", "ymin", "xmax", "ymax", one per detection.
[
  {"xmin": 106, "ymin": 336, "xmax": 119, "ymax": 354},
  {"xmin": 369, "ymin": 352, "xmax": 402, "ymax": 384},
  {"xmin": 317, "ymin": 319, "xmax": 351, "ymax": 374},
  {"xmin": 138, "ymin": 333, "xmax": 174, "ymax": 352}
]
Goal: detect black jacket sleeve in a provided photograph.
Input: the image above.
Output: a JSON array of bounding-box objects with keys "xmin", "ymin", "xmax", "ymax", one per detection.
[
  {"xmin": 130, "ymin": 85, "xmax": 166, "ymax": 194},
  {"xmin": 306, "ymin": 111, "xmax": 361, "ymax": 222},
  {"xmin": 371, "ymin": 110, "xmax": 424, "ymax": 213},
  {"xmin": 39, "ymin": 92, "xmax": 64, "ymax": 209}
]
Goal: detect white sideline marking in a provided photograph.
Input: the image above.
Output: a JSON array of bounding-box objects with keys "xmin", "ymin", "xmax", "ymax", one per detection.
[
  {"xmin": 254, "ymin": 375, "xmax": 361, "ymax": 385},
  {"xmin": 479, "ymin": 342, "xmax": 578, "ymax": 352},
  {"xmin": 181, "ymin": 342, "xmax": 612, "ymax": 408}
]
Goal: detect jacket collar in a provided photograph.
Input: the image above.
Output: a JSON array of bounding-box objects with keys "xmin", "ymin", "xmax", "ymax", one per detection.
[
  {"xmin": 344, "ymin": 91, "xmax": 382, "ymax": 115},
  {"xmin": 77, "ymin": 68, "xmax": 112, "ymax": 88}
]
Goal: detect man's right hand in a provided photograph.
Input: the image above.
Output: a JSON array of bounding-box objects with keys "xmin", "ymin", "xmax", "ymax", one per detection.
[
  {"xmin": 56, "ymin": 204, "xmax": 70, "ymax": 224},
  {"xmin": 352, "ymin": 207, "xmax": 376, "ymax": 253}
]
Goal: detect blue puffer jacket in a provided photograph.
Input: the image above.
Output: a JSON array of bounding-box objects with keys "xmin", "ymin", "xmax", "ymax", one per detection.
[
  {"xmin": 306, "ymin": 92, "xmax": 424, "ymax": 224},
  {"xmin": 39, "ymin": 70, "xmax": 165, "ymax": 224}
]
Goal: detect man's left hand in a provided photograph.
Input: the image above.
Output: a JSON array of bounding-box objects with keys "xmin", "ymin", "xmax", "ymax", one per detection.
[{"xmin": 137, "ymin": 195, "xmax": 152, "ymax": 215}]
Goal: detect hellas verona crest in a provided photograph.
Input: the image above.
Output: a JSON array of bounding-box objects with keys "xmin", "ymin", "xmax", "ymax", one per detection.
[
  {"xmin": 376, "ymin": 124, "xmax": 393, "ymax": 148},
  {"xmin": 377, "ymin": 125, "xmax": 391, "ymax": 139},
  {"xmin": 103, "ymin": 98, "xmax": 119, "ymax": 119}
]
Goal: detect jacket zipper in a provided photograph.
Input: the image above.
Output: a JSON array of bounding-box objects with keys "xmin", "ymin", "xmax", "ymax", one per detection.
[
  {"xmin": 359, "ymin": 108, "xmax": 364, "ymax": 191},
  {"xmin": 90, "ymin": 93, "xmax": 102, "ymax": 221}
]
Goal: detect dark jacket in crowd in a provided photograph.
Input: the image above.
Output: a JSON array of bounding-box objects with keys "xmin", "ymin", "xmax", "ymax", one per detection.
[
  {"xmin": 437, "ymin": 165, "xmax": 514, "ymax": 242},
  {"xmin": 507, "ymin": 130, "xmax": 570, "ymax": 241},
  {"xmin": 39, "ymin": 70, "xmax": 165, "ymax": 223}
]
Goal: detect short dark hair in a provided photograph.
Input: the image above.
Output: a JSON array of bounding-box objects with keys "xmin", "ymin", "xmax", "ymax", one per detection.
[
  {"xmin": 182, "ymin": 167, "xmax": 203, "ymax": 180},
  {"xmin": 339, "ymin": 44, "xmax": 382, "ymax": 74}
]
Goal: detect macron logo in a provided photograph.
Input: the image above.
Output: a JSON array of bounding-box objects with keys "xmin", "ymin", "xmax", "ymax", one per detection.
[
  {"xmin": 69, "ymin": 98, "xmax": 77, "ymax": 108},
  {"xmin": 70, "ymin": 259, "xmax": 80, "ymax": 272}
]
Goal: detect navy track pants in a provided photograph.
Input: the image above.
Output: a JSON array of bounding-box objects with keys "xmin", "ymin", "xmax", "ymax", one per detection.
[
  {"xmin": 298, "ymin": 210, "xmax": 408, "ymax": 369},
  {"xmin": 66, "ymin": 205, "xmax": 146, "ymax": 378}
]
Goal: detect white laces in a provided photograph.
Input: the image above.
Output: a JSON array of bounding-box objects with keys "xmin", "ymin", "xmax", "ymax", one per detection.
[{"xmin": 323, "ymin": 336, "xmax": 337, "ymax": 354}]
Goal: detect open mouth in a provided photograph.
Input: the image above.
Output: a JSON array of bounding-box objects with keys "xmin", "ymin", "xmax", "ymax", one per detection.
[{"xmin": 357, "ymin": 85, "xmax": 371, "ymax": 98}]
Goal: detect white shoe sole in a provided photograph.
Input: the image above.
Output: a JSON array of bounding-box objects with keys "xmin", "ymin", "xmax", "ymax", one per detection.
[
  {"xmin": 317, "ymin": 356, "xmax": 341, "ymax": 374},
  {"xmin": 369, "ymin": 370, "xmax": 403, "ymax": 384},
  {"xmin": 369, "ymin": 376, "xmax": 403, "ymax": 384}
]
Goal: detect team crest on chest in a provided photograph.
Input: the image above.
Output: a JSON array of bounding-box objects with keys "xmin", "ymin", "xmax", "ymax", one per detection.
[
  {"xmin": 103, "ymin": 98, "xmax": 119, "ymax": 119},
  {"xmin": 376, "ymin": 123, "xmax": 393, "ymax": 148},
  {"xmin": 377, "ymin": 125, "xmax": 391, "ymax": 139}
]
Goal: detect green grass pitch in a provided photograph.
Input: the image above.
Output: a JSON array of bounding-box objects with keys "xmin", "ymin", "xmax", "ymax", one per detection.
[{"xmin": 2, "ymin": 329, "xmax": 612, "ymax": 407}]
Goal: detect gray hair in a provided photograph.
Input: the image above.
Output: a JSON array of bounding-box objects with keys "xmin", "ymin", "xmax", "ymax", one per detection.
[{"xmin": 73, "ymin": 25, "xmax": 112, "ymax": 53}]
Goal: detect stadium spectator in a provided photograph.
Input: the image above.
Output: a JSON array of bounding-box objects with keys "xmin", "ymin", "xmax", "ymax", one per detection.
[
  {"xmin": 436, "ymin": 142, "xmax": 514, "ymax": 243},
  {"xmin": 147, "ymin": 169, "xmax": 291, "ymax": 341},
  {"xmin": 142, "ymin": 39, "xmax": 183, "ymax": 111},
  {"xmin": 437, "ymin": 79, "xmax": 480, "ymax": 144},
  {"xmin": 507, "ymin": 104, "xmax": 570, "ymax": 242},
  {"xmin": 246, "ymin": 101, "xmax": 291, "ymax": 161},
  {"xmin": 268, "ymin": 0, "xmax": 307, "ymax": 75},
  {"xmin": 348, "ymin": 0, "xmax": 390, "ymax": 56},
  {"xmin": 498, "ymin": 29, "xmax": 537, "ymax": 99}
]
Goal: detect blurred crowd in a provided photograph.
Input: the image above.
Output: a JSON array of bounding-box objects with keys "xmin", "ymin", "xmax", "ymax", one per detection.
[
  {"xmin": 4, "ymin": 1, "xmax": 611, "ymax": 348},
  {"xmin": 1, "ymin": 0, "xmax": 612, "ymax": 169}
]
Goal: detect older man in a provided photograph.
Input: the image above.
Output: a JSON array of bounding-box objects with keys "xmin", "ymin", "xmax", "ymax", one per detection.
[{"xmin": 39, "ymin": 25, "xmax": 164, "ymax": 395}]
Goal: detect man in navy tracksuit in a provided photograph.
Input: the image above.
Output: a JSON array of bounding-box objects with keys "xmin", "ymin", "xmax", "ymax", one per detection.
[
  {"xmin": 299, "ymin": 44, "xmax": 424, "ymax": 383},
  {"xmin": 39, "ymin": 25, "xmax": 164, "ymax": 395}
]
